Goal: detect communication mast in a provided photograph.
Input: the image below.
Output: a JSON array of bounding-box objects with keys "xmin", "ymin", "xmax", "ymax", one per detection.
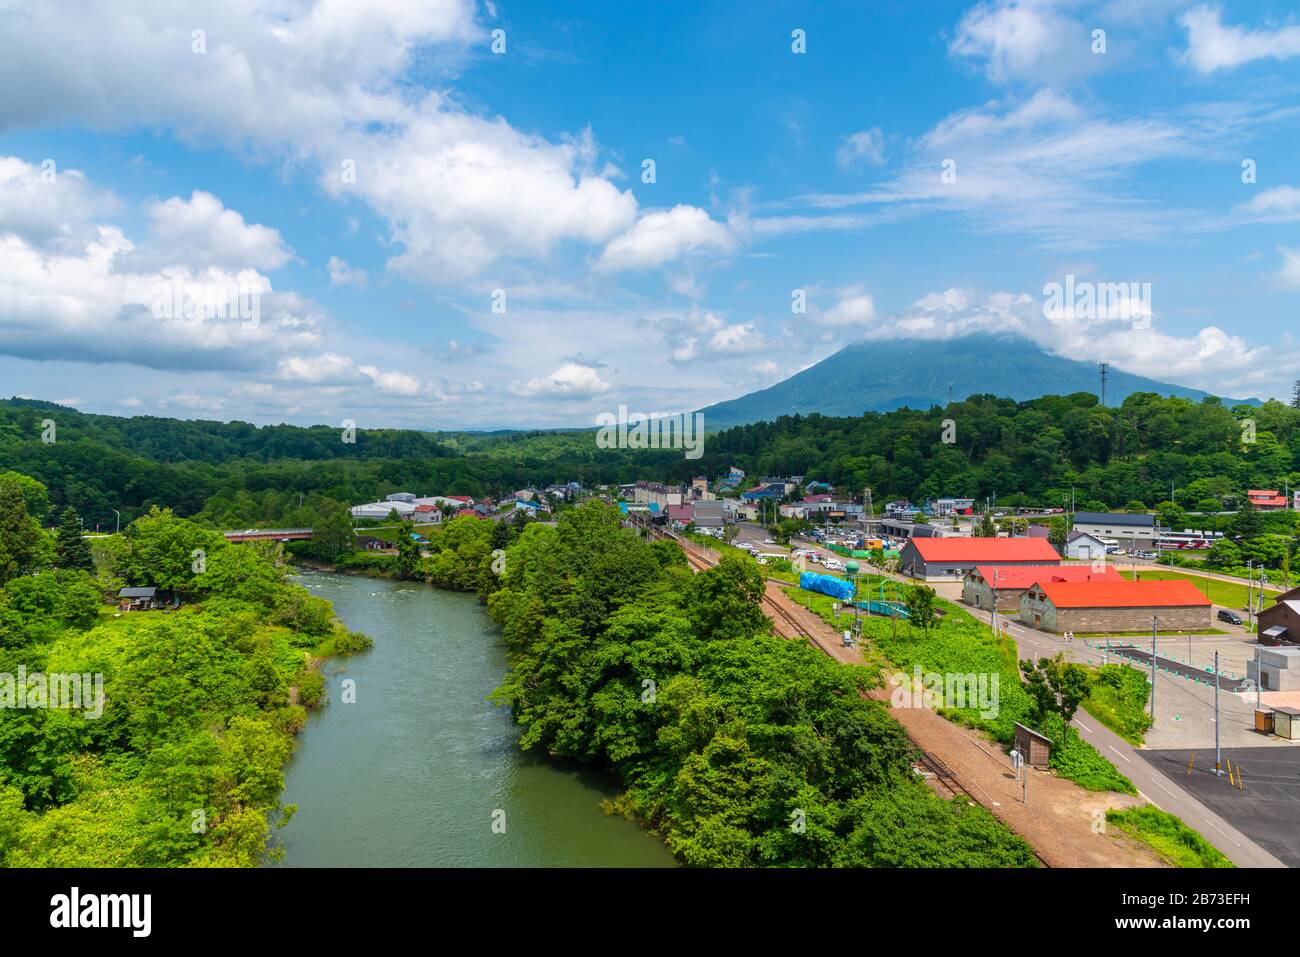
[{"xmin": 1099, "ymin": 362, "xmax": 1109, "ymax": 407}]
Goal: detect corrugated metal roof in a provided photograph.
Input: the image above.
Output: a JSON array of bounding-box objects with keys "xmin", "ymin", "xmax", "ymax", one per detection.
[
  {"xmin": 1033, "ymin": 579, "xmax": 1210, "ymax": 608},
  {"xmin": 971, "ymin": 565, "xmax": 1122, "ymax": 588},
  {"xmin": 910, "ymin": 538, "xmax": 1061, "ymax": 562}
]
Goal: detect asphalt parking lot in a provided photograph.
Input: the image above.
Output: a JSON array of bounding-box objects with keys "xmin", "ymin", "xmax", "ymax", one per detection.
[{"xmin": 1143, "ymin": 745, "xmax": 1300, "ymax": 866}]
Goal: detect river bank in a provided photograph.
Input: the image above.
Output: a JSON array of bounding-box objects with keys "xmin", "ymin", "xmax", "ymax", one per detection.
[{"xmin": 273, "ymin": 569, "xmax": 676, "ymax": 867}]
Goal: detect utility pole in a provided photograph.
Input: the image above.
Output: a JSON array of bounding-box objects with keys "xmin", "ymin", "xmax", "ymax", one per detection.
[
  {"xmin": 1214, "ymin": 650, "xmax": 1222, "ymax": 777},
  {"xmin": 1247, "ymin": 560, "xmax": 1254, "ymax": 634},
  {"xmin": 1150, "ymin": 615, "xmax": 1158, "ymax": 722}
]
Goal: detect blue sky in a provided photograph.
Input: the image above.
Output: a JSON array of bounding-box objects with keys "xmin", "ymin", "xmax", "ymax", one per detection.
[{"xmin": 1, "ymin": 0, "xmax": 1300, "ymax": 429}]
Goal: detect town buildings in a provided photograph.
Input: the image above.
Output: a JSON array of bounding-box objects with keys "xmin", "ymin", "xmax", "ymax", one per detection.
[
  {"xmin": 899, "ymin": 537, "xmax": 1061, "ymax": 581},
  {"xmin": 1018, "ymin": 579, "xmax": 1211, "ymax": 634},
  {"xmin": 1063, "ymin": 530, "xmax": 1108, "ymax": 560},
  {"xmin": 1259, "ymin": 586, "xmax": 1300, "ymax": 646},
  {"xmin": 1246, "ymin": 489, "xmax": 1288, "ymax": 511},
  {"xmin": 962, "ymin": 565, "xmax": 1123, "ymax": 612},
  {"xmin": 1069, "ymin": 511, "xmax": 1157, "ymax": 549}
]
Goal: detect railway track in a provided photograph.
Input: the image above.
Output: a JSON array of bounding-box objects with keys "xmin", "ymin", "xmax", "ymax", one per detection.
[{"xmin": 669, "ymin": 533, "xmax": 816, "ymax": 641}]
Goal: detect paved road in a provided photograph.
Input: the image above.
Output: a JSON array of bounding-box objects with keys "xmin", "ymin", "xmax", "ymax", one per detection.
[{"xmin": 966, "ymin": 604, "xmax": 1285, "ymax": 867}]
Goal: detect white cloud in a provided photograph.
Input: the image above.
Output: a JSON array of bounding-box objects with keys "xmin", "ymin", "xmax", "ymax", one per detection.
[
  {"xmin": 786, "ymin": 90, "xmax": 1207, "ymax": 248},
  {"xmin": 0, "ymin": 156, "xmax": 120, "ymax": 249},
  {"xmin": 1236, "ymin": 185, "xmax": 1300, "ymax": 222},
  {"xmin": 509, "ymin": 362, "xmax": 612, "ymax": 399},
  {"xmin": 328, "ymin": 256, "xmax": 369, "ymax": 287},
  {"xmin": 650, "ymin": 308, "xmax": 768, "ymax": 364},
  {"xmin": 0, "ymin": 1, "xmax": 661, "ymax": 282},
  {"xmin": 598, "ymin": 205, "xmax": 732, "ymax": 271},
  {"xmin": 276, "ymin": 353, "xmax": 360, "ymax": 384},
  {"xmin": 820, "ymin": 289, "xmax": 878, "ymax": 326},
  {"xmin": 854, "ymin": 285, "xmax": 1298, "ymax": 396},
  {"xmin": 836, "ymin": 128, "xmax": 886, "ymax": 169},
  {"xmin": 358, "ymin": 365, "xmax": 425, "ymax": 396},
  {"xmin": 949, "ymin": 0, "xmax": 1102, "ymax": 85},
  {"xmin": 1274, "ymin": 247, "xmax": 1300, "ymax": 289},
  {"xmin": 1179, "ymin": 4, "xmax": 1300, "ymax": 73},
  {"xmin": 124, "ymin": 190, "xmax": 293, "ymax": 272}
]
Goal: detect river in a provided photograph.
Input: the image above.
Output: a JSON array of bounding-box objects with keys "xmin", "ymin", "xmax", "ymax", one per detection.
[{"xmin": 273, "ymin": 570, "xmax": 676, "ymax": 867}]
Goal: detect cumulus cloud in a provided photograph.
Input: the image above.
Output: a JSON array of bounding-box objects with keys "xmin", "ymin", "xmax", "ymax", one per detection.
[
  {"xmin": 0, "ymin": 156, "xmax": 120, "ymax": 249},
  {"xmin": 1179, "ymin": 4, "xmax": 1300, "ymax": 73},
  {"xmin": 509, "ymin": 362, "xmax": 612, "ymax": 399},
  {"xmin": 819, "ymin": 288, "xmax": 878, "ymax": 326},
  {"xmin": 0, "ymin": 1, "xmax": 678, "ymax": 282},
  {"xmin": 851, "ymin": 285, "xmax": 1296, "ymax": 396},
  {"xmin": 598, "ymin": 205, "xmax": 732, "ymax": 271},
  {"xmin": 647, "ymin": 308, "xmax": 767, "ymax": 363},
  {"xmin": 123, "ymin": 190, "xmax": 293, "ymax": 272}
]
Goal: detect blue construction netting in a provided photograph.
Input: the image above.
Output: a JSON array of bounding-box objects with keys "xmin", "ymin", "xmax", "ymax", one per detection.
[{"xmin": 799, "ymin": 571, "xmax": 855, "ymax": 601}]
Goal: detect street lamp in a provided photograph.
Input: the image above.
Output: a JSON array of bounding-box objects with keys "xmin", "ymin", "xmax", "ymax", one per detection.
[{"xmin": 112, "ymin": 509, "xmax": 120, "ymax": 534}]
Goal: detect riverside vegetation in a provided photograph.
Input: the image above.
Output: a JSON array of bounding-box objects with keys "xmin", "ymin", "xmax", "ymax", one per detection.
[
  {"xmin": 343, "ymin": 503, "xmax": 1039, "ymax": 867},
  {"xmin": 0, "ymin": 471, "xmax": 369, "ymax": 866}
]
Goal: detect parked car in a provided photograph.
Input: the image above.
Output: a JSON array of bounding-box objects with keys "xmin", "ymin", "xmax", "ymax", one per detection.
[{"xmin": 1217, "ymin": 610, "xmax": 1244, "ymax": 625}]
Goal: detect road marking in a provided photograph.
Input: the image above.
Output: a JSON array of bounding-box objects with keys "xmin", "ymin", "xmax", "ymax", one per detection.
[
  {"xmin": 1205, "ymin": 820, "xmax": 1230, "ymax": 838},
  {"xmin": 1107, "ymin": 745, "xmax": 1130, "ymax": 763},
  {"xmin": 1075, "ymin": 719, "xmax": 1093, "ymax": 733},
  {"xmin": 1151, "ymin": 778, "xmax": 1177, "ymax": 796}
]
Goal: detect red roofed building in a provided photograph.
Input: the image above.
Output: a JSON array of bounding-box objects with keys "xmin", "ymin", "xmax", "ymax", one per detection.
[
  {"xmin": 454, "ymin": 508, "xmax": 477, "ymax": 518},
  {"xmin": 898, "ymin": 536, "xmax": 1061, "ymax": 581},
  {"xmin": 963, "ymin": 564, "xmax": 1123, "ymax": 611},
  {"xmin": 1247, "ymin": 489, "xmax": 1287, "ymax": 511},
  {"xmin": 666, "ymin": 504, "xmax": 695, "ymax": 526},
  {"xmin": 413, "ymin": 504, "xmax": 443, "ymax": 523},
  {"xmin": 1020, "ymin": 579, "xmax": 1211, "ymax": 633}
]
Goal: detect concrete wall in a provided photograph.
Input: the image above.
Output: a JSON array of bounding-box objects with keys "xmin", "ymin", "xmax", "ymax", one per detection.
[{"xmin": 1248, "ymin": 648, "xmax": 1300, "ymax": 691}]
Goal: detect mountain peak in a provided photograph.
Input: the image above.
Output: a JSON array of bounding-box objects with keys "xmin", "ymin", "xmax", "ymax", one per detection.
[{"xmin": 697, "ymin": 334, "xmax": 1256, "ymax": 429}]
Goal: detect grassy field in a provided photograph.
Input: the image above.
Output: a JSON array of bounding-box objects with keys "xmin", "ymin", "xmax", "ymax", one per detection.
[
  {"xmin": 1104, "ymin": 806, "xmax": 1233, "ymax": 868},
  {"xmin": 1119, "ymin": 568, "xmax": 1280, "ymax": 611}
]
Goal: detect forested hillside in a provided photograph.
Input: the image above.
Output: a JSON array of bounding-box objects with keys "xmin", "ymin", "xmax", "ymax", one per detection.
[{"xmin": 3, "ymin": 391, "xmax": 1298, "ymax": 530}]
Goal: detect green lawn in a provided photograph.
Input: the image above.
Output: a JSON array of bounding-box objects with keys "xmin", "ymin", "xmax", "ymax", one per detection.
[{"xmin": 1119, "ymin": 568, "xmax": 1280, "ymax": 611}]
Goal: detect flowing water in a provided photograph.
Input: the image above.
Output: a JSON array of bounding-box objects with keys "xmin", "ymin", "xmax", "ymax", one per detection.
[{"xmin": 273, "ymin": 570, "xmax": 675, "ymax": 867}]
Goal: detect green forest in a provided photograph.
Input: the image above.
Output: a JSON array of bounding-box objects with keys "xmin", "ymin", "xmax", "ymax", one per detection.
[
  {"xmin": 0, "ymin": 470, "xmax": 369, "ymax": 866},
  {"xmin": 3, "ymin": 391, "xmax": 1298, "ymax": 535},
  {"xmin": 354, "ymin": 504, "xmax": 1040, "ymax": 866}
]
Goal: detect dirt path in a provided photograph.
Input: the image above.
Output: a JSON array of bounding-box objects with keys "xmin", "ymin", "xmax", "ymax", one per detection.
[{"xmin": 666, "ymin": 528, "xmax": 1166, "ymax": 867}]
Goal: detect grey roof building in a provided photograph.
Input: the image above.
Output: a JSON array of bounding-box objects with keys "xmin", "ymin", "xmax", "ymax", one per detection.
[{"xmin": 1070, "ymin": 511, "xmax": 1156, "ymax": 547}]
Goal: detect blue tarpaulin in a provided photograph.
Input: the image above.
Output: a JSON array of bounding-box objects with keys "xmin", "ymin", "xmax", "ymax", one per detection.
[{"xmin": 799, "ymin": 571, "xmax": 855, "ymax": 601}]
